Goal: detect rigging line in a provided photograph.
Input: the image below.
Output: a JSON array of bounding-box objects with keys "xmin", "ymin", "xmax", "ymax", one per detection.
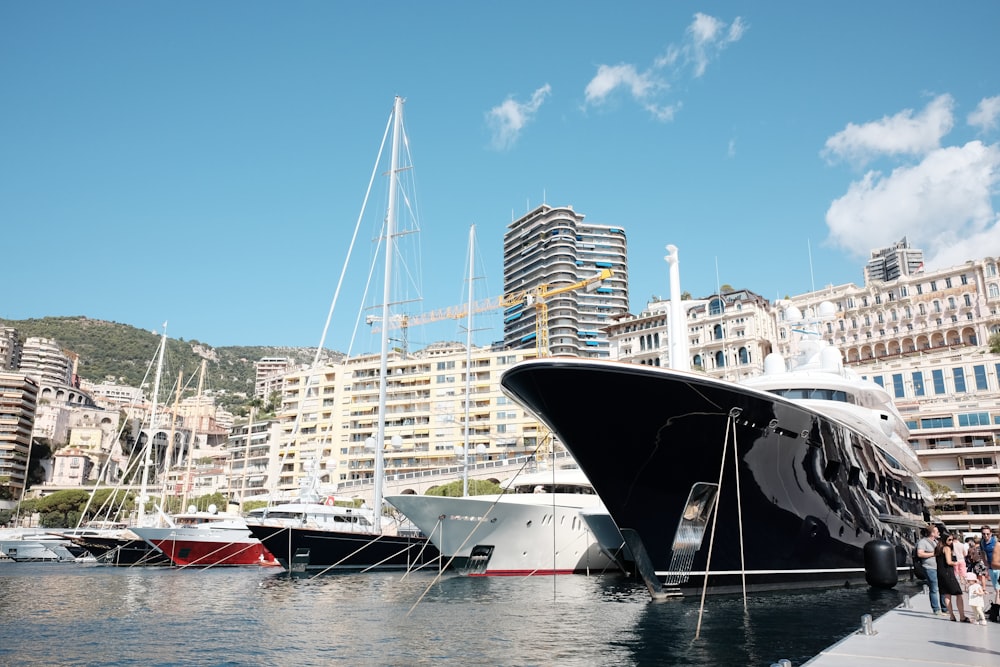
[
  {"xmin": 346, "ymin": 217, "xmax": 385, "ymax": 358},
  {"xmin": 398, "ymin": 530, "xmax": 440, "ymax": 581},
  {"xmin": 695, "ymin": 410, "xmax": 735, "ymax": 641},
  {"xmin": 307, "ymin": 532, "xmax": 391, "ymax": 579},
  {"xmin": 551, "ymin": 435, "xmax": 557, "ymax": 599},
  {"xmin": 407, "ymin": 436, "xmax": 555, "ymax": 615},
  {"xmin": 313, "ymin": 105, "xmax": 393, "ymax": 366},
  {"xmin": 357, "ymin": 542, "xmax": 422, "ymax": 574},
  {"xmin": 732, "ymin": 414, "xmax": 748, "ymax": 610}
]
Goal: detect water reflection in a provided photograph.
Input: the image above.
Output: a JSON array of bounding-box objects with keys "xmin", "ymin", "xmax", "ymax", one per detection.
[{"xmin": 1, "ymin": 563, "xmax": 914, "ymax": 666}]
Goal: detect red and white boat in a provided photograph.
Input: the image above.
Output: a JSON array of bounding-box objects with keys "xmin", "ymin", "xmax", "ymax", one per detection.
[{"xmin": 132, "ymin": 506, "xmax": 279, "ymax": 568}]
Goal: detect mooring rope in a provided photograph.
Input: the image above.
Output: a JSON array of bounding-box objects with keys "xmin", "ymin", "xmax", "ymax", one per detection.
[{"xmin": 695, "ymin": 408, "xmax": 738, "ymax": 640}]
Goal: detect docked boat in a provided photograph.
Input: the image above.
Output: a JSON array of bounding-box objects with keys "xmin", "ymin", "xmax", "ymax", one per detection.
[
  {"xmin": 386, "ymin": 465, "xmax": 620, "ymax": 575},
  {"xmin": 245, "ymin": 96, "xmax": 441, "ymax": 575},
  {"xmin": 245, "ymin": 500, "xmax": 438, "ymax": 573},
  {"xmin": 0, "ymin": 530, "xmax": 85, "ymax": 563},
  {"xmin": 64, "ymin": 528, "xmax": 172, "ymax": 566},
  {"xmin": 500, "ymin": 320, "xmax": 930, "ymax": 595},
  {"xmin": 131, "ymin": 507, "xmax": 278, "ymax": 568}
]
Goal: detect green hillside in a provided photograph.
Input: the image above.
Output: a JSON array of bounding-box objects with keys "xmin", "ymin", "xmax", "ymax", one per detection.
[{"xmin": 0, "ymin": 316, "xmax": 340, "ymax": 413}]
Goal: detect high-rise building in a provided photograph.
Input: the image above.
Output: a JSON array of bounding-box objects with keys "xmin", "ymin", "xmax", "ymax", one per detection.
[
  {"xmin": 502, "ymin": 204, "xmax": 629, "ymax": 357},
  {"xmin": 865, "ymin": 237, "xmax": 925, "ymax": 283},
  {"xmin": 0, "ymin": 372, "xmax": 39, "ymax": 498},
  {"xmin": 0, "ymin": 327, "xmax": 21, "ymax": 371},
  {"xmin": 18, "ymin": 337, "xmax": 73, "ymax": 387}
]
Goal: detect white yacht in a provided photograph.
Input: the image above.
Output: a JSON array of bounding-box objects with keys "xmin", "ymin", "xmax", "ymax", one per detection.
[{"xmin": 386, "ymin": 464, "xmax": 620, "ymax": 575}]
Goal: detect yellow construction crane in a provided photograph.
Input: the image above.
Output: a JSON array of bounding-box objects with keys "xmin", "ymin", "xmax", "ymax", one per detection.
[{"xmin": 368, "ymin": 268, "xmax": 613, "ymax": 357}]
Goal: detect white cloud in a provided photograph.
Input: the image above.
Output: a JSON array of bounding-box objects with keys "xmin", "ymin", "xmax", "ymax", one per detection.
[
  {"xmin": 969, "ymin": 95, "xmax": 1000, "ymax": 133},
  {"xmin": 825, "ymin": 141, "xmax": 1000, "ymax": 267},
  {"xmin": 485, "ymin": 84, "xmax": 552, "ymax": 151},
  {"xmin": 687, "ymin": 13, "xmax": 747, "ymax": 77},
  {"xmin": 822, "ymin": 94, "xmax": 955, "ymax": 165},
  {"xmin": 584, "ymin": 64, "xmax": 659, "ymax": 106},
  {"xmin": 584, "ymin": 13, "xmax": 744, "ymax": 121}
]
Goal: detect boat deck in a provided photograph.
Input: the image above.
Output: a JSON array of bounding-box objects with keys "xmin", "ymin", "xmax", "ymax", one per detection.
[{"xmin": 803, "ymin": 585, "xmax": 998, "ymax": 666}]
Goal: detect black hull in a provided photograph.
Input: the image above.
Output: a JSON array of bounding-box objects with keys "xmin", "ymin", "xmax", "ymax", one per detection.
[
  {"xmin": 69, "ymin": 536, "xmax": 171, "ymax": 567},
  {"xmin": 501, "ymin": 359, "xmax": 926, "ymax": 594},
  {"xmin": 248, "ymin": 524, "xmax": 441, "ymax": 572}
]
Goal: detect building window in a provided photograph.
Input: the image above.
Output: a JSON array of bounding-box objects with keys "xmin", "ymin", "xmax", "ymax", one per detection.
[
  {"xmin": 920, "ymin": 416, "xmax": 955, "ymax": 428},
  {"xmin": 932, "ymin": 369, "xmax": 946, "ymax": 394},
  {"xmin": 974, "ymin": 364, "xmax": 989, "ymax": 391},
  {"xmin": 892, "ymin": 373, "xmax": 905, "ymax": 399},
  {"xmin": 912, "ymin": 371, "xmax": 925, "ymax": 396},
  {"xmin": 954, "ymin": 367, "xmax": 966, "ymax": 393},
  {"xmin": 958, "ymin": 412, "xmax": 990, "ymax": 427}
]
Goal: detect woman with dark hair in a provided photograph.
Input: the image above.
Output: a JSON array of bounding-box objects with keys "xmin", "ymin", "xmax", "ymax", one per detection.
[{"xmin": 937, "ymin": 533, "xmax": 969, "ymax": 622}]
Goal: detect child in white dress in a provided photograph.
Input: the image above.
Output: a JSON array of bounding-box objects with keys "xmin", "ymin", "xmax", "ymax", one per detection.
[{"xmin": 967, "ymin": 572, "xmax": 987, "ymax": 625}]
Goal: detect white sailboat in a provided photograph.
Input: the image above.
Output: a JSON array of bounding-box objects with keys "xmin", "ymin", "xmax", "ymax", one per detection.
[
  {"xmin": 246, "ymin": 96, "xmax": 439, "ymax": 573},
  {"xmin": 65, "ymin": 324, "xmax": 174, "ymax": 565}
]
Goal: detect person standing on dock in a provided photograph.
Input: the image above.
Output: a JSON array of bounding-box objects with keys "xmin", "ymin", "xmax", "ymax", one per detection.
[
  {"xmin": 917, "ymin": 524, "xmax": 946, "ymax": 616},
  {"xmin": 967, "ymin": 573, "xmax": 987, "ymax": 625},
  {"xmin": 951, "ymin": 533, "xmax": 968, "ymax": 588},
  {"xmin": 936, "ymin": 533, "xmax": 969, "ymax": 622},
  {"xmin": 982, "ymin": 525, "xmax": 999, "ymax": 600}
]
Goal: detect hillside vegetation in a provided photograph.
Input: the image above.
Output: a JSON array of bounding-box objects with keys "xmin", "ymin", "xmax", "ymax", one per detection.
[{"xmin": 0, "ymin": 316, "xmax": 340, "ymax": 413}]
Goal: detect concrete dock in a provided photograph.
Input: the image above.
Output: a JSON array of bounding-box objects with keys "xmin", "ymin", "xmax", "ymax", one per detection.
[{"xmin": 803, "ymin": 587, "xmax": 998, "ymax": 666}]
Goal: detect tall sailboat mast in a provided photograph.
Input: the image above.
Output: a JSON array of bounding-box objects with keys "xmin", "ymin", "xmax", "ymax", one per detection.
[
  {"xmin": 373, "ymin": 95, "xmax": 404, "ymax": 529},
  {"xmin": 462, "ymin": 224, "xmax": 475, "ymax": 497},
  {"xmin": 137, "ymin": 323, "xmax": 167, "ymax": 524}
]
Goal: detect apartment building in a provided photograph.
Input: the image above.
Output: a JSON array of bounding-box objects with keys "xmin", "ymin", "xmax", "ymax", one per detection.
[
  {"xmin": 0, "ymin": 372, "xmax": 38, "ymax": 499},
  {"xmin": 502, "ymin": 204, "xmax": 629, "ymax": 357},
  {"xmin": 223, "ymin": 418, "xmax": 281, "ymax": 503},
  {"xmin": 855, "ymin": 350, "xmax": 1000, "ymax": 530},
  {"xmin": 261, "ymin": 343, "xmax": 547, "ymax": 500},
  {"xmin": 255, "ymin": 357, "xmax": 294, "ymax": 400}
]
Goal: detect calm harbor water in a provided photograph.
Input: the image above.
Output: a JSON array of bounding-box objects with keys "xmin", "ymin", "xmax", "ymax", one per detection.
[{"xmin": 0, "ymin": 561, "xmax": 915, "ymax": 666}]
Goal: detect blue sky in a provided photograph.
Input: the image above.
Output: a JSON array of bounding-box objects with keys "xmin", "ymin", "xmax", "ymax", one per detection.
[{"xmin": 3, "ymin": 2, "xmax": 1000, "ymax": 354}]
